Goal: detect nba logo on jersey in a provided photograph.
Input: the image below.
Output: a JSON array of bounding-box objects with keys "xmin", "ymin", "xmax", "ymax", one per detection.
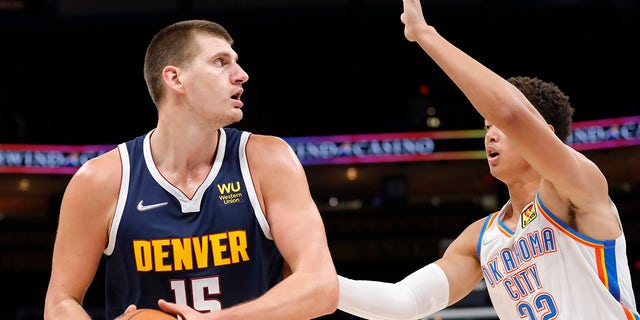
[{"xmin": 521, "ymin": 204, "xmax": 537, "ymax": 229}]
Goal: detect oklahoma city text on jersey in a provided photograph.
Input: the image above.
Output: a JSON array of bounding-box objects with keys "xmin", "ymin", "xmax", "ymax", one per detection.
[{"xmin": 481, "ymin": 227, "xmax": 557, "ymax": 300}]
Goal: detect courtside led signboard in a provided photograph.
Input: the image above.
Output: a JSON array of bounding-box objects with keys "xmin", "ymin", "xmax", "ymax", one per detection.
[
  {"xmin": 287, "ymin": 115, "xmax": 640, "ymax": 166},
  {"xmin": 0, "ymin": 144, "xmax": 115, "ymax": 174},
  {"xmin": 1, "ymin": 115, "xmax": 639, "ymax": 174}
]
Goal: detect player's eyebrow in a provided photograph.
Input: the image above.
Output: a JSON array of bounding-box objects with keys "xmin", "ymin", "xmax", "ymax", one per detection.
[{"xmin": 212, "ymin": 50, "xmax": 238, "ymax": 62}]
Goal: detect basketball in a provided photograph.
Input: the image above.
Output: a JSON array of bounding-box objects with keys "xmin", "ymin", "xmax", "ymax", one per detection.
[{"xmin": 120, "ymin": 308, "xmax": 176, "ymax": 320}]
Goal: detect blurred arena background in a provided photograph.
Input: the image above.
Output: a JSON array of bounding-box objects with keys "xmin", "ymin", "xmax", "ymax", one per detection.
[{"xmin": 1, "ymin": 0, "xmax": 638, "ymax": 319}]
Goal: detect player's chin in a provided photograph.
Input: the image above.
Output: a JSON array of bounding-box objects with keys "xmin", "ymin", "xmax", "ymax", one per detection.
[{"xmin": 228, "ymin": 109, "xmax": 244, "ymax": 123}]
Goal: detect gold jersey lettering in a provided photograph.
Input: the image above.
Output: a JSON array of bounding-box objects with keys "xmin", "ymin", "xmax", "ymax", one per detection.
[
  {"xmin": 228, "ymin": 230, "xmax": 249, "ymax": 262},
  {"xmin": 217, "ymin": 181, "xmax": 241, "ymax": 194},
  {"xmin": 133, "ymin": 240, "xmax": 153, "ymax": 271},
  {"xmin": 192, "ymin": 235, "xmax": 210, "ymax": 269},
  {"xmin": 210, "ymin": 233, "xmax": 230, "ymax": 266},
  {"xmin": 171, "ymin": 238, "xmax": 193, "ymax": 271},
  {"xmin": 152, "ymin": 239, "xmax": 171, "ymax": 272},
  {"xmin": 133, "ymin": 231, "xmax": 250, "ymax": 272}
]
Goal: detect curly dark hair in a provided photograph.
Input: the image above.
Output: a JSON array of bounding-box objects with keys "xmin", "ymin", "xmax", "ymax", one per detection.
[{"xmin": 507, "ymin": 76, "xmax": 575, "ymax": 142}]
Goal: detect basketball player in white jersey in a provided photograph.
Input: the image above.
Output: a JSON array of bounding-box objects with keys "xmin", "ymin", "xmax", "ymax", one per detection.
[{"xmin": 337, "ymin": 0, "xmax": 639, "ymax": 319}]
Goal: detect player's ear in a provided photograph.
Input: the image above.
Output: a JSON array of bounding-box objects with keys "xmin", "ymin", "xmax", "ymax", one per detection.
[
  {"xmin": 548, "ymin": 124, "xmax": 555, "ymax": 133},
  {"xmin": 162, "ymin": 65, "xmax": 183, "ymax": 92}
]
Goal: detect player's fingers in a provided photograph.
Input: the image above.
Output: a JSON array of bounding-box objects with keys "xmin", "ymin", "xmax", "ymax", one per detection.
[
  {"xmin": 114, "ymin": 305, "xmax": 137, "ymax": 320},
  {"xmin": 158, "ymin": 299, "xmax": 174, "ymax": 311},
  {"xmin": 158, "ymin": 299, "xmax": 186, "ymax": 316}
]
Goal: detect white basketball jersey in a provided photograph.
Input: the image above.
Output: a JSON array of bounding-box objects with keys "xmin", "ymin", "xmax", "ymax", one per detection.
[{"xmin": 478, "ymin": 193, "xmax": 638, "ymax": 319}]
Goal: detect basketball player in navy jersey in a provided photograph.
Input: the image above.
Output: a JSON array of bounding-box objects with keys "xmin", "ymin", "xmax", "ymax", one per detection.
[
  {"xmin": 337, "ymin": 0, "xmax": 638, "ymax": 319},
  {"xmin": 44, "ymin": 20, "xmax": 338, "ymax": 320}
]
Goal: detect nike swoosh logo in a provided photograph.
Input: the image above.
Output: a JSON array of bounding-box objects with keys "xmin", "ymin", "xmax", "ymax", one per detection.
[
  {"xmin": 137, "ymin": 200, "xmax": 169, "ymax": 212},
  {"xmin": 482, "ymin": 235, "xmax": 500, "ymax": 245}
]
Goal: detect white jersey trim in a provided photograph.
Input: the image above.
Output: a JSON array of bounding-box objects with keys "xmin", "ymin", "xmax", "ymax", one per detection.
[
  {"xmin": 238, "ymin": 131, "xmax": 272, "ymax": 240},
  {"xmin": 104, "ymin": 143, "xmax": 131, "ymax": 256},
  {"xmin": 143, "ymin": 129, "xmax": 225, "ymax": 213}
]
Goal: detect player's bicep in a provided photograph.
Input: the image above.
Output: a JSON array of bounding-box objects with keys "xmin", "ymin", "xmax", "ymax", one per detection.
[
  {"xmin": 248, "ymin": 135, "xmax": 328, "ymax": 269},
  {"xmin": 503, "ymin": 114, "xmax": 605, "ymax": 201},
  {"xmin": 436, "ymin": 220, "xmax": 484, "ymax": 305},
  {"xmin": 49, "ymin": 153, "xmax": 120, "ymax": 300}
]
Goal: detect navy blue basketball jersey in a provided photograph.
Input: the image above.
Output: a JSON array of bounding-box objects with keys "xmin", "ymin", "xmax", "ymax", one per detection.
[{"xmin": 103, "ymin": 128, "xmax": 283, "ymax": 320}]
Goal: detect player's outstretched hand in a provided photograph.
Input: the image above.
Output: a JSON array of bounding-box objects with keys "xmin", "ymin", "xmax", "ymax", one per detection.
[{"xmin": 400, "ymin": 0, "xmax": 429, "ymax": 42}]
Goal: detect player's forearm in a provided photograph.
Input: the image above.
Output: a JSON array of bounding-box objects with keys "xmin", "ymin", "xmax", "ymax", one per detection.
[
  {"xmin": 339, "ymin": 276, "xmax": 420, "ymax": 320},
  {"xmin": 44, "ymin": 297, "xmax": 92, "ymax": 320},
  {"xmin": 205, "ymin": 270, "xmax": 338, "ymax": 320},
  {"xmin": 338, "ymin": 263, "xmax": 449, "ymax": 320}
]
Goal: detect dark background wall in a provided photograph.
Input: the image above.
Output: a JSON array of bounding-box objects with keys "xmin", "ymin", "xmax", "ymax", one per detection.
[
  {"xmin": 2, "ymin": 0, "xmax": 638, "ymax": 144},
  {"xmin": 1, "ymin": 0, "xmax": 638, "ymax": 319}
]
